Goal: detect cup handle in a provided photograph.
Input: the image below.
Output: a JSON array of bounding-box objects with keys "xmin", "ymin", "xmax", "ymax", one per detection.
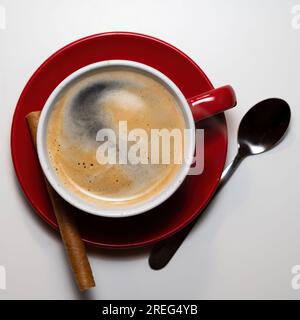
[{"xmin": 187, "ymin": 85, "xmax": 236, "ymax": 122}]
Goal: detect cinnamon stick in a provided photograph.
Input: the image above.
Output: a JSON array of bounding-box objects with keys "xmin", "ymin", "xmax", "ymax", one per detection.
[{"xmin": 26, "ymin": 111, "xmax": 95, "ymax": 291}]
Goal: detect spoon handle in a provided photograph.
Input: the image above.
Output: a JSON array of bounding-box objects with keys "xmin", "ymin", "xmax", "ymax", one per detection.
[
  {"xmin": 149, "ymin": 152, "xmax": 244, "ymax": 270},
  {"xmin": 217, "ymin": 152, "xmax": 244, "ymax": 193}
]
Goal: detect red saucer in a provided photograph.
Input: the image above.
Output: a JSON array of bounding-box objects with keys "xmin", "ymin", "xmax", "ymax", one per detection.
[{"xmin": 11, "ymin": 32, "xmax": 227, "ymax": 249}]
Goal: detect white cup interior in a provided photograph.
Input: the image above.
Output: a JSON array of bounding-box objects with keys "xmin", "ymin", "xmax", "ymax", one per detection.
[{"xmin": 37, "ymin": 60, "xmax": 195, "ymax": 218}]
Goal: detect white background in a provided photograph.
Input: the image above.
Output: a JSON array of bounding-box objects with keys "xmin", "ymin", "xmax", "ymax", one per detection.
[{"xmin": 0, "ymin": 0, "xmax": 299, "ymax": 300}]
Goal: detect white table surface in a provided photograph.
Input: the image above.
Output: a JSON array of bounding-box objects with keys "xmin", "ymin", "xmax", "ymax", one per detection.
[{"xmin": 0, "ymin": 0, "xmax": 299, "ymax": 300}]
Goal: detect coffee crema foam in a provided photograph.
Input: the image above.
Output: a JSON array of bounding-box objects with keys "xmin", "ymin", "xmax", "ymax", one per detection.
[{"xmin": 46, "ymin": 67, "xmax": 186, "ymax": 209}]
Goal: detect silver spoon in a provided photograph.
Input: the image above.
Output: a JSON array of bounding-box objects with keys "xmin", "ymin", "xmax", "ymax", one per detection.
[{"xmin": 149, "ymin": 98, "xmax": 291, "ymax": 270}]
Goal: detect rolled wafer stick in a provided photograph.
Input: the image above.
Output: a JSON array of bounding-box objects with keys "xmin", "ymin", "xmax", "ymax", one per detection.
[{"xmin": 26, "ymin": 111, "xmax": 95, "ymax": 291}]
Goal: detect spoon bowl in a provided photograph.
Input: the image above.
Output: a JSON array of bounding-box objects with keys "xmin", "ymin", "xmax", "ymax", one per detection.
[{"xmin": 238, "ymin": 98, "xmax": 291, "ymax": 156}]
